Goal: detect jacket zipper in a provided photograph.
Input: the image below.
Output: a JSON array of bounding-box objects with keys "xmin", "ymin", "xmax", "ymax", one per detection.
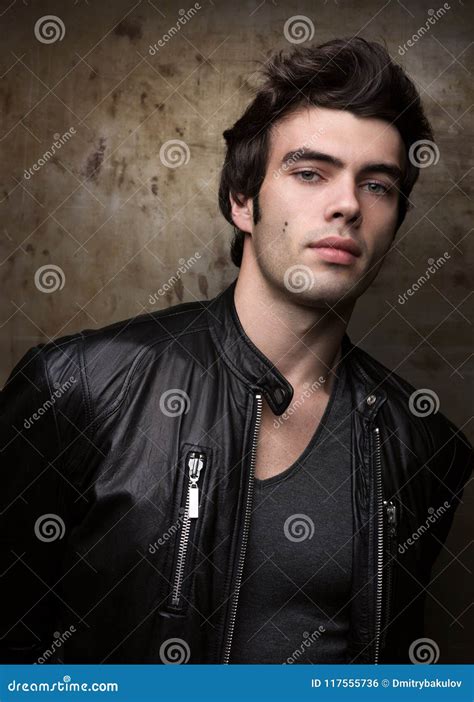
[
  {"xmin": 382, "ymin": 498, "xmax": 397, "ymax": 650},
  {"xmin": 222, "ymin": 393, "xmax": 263, "ymax": 664},
  {"xmin": 170, "ymin": 450, "xmax": 206, "ymax": 608},
  {"xmin": 373, "ymin": 426, "xmax": 383, "ymax": 664}
]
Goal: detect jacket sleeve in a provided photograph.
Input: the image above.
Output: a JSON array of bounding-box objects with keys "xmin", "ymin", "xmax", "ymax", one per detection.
[
  {"xmin": 421, "ymin": 414, "xmax": 473, "ymax": 576},
  {"xmin": 0, "ymin": 344, "xmax": 78, "ymax": 662}
]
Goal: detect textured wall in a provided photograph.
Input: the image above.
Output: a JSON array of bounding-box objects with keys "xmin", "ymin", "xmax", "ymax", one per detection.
[{"xmin": 0, "ymin": 0, "xmax": 472, "ymax": 662}]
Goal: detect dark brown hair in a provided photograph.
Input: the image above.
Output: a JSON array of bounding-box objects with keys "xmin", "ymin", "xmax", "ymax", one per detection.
[{"xmin": 218, "ymin": 37, "xmax": 434, "ymax": 268}]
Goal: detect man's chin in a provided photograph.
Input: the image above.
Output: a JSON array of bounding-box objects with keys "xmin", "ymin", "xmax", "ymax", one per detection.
[
  {"xmin": 282, "ymin": 286, "xmax": 359, "ymax": 312},
  {"xmin": 277, "ymin": 266, "xmax": 360, "ymax": 304}
]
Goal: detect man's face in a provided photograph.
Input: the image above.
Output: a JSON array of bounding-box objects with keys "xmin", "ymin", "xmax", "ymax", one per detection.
[{"xmin": 239, "ymin": 106, "xmax": 405, "ymax": 309}]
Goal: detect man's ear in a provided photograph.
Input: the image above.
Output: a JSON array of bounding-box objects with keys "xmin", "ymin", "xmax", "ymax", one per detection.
[{"xmin": 229, "ymin": 192, "xmax": 253, "ymax": 234}]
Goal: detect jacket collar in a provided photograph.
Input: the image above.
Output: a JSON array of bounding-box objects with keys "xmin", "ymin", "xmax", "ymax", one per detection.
[{"xmin": 207, "ymin": 278, "xmax": 384, "ymax": 417}]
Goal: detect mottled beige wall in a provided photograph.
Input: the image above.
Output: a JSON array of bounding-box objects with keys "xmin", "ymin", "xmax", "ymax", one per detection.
[{"xmin": 0, "ymin": 0, "xmax": 472, "ymax": 661}]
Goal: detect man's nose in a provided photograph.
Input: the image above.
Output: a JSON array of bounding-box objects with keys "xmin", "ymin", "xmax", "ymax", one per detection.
[{"xmin": 323, "ymin": 177, "xmax": 361, "ymax": 225}]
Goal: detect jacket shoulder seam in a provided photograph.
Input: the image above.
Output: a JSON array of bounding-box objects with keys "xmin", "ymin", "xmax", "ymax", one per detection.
[
  {"xmin": 80, "ymin": 303, "xmax": 209, "ymax": 340},
  {"xmin": 36, "ymin": 347, "xmax": 64, "ymax": 465},
  {"xmin": 78, "ymin": 333, "xmax": 95, "ymax": 431}
]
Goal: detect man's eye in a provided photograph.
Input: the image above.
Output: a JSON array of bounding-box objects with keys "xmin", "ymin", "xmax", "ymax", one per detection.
[
  {"xmin": 295, "ymin": 171, "xmax": 321, "ymax": 183},
  {"xmin": 362, "ymin": 181, "xmax": 390, "ymax": 195}
]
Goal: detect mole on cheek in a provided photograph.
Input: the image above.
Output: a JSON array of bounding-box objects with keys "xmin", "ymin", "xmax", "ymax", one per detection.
[{"xmin": 282, "ymin": 220, "xmax": 288, "ymax": 233}]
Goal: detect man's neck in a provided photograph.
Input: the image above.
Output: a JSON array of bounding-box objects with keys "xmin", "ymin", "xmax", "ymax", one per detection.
[{"xmin": 233, "ymin": 266, "xmax": 354, "ymax": 391}]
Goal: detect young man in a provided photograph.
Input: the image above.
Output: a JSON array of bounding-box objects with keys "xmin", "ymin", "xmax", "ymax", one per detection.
[{"xmin": 1, "ymin": 38, "xmax": 472, "ymax": 665}]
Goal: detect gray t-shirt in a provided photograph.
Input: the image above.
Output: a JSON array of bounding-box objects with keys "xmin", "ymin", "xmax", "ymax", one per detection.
[{"xmin": 230, "ymin": 357, "xmax": 353, "ymax": 664}]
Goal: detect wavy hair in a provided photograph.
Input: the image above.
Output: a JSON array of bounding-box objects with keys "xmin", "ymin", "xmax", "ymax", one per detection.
[{"xmin": 218, "ymin": 37, "xmax": 434, "ymax": 267}]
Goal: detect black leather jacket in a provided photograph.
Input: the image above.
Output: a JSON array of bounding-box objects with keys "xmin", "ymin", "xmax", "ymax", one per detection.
[{"xmin": 1, "ymin": 278, "xmax": 472, "ymax": 664}]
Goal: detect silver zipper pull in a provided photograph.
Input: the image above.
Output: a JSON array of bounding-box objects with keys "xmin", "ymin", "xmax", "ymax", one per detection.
[
  {"xmin": 384, "ymin": 500, "xmax": 397, "ymax": 534},
  {"xmin": 187, "ymin": 452, "xmax": 205, "ymax": 519}
]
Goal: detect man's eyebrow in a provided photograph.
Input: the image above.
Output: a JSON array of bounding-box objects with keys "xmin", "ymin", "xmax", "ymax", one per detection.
[
  {"xmin": 280, "ymin": 149, "xmax": 403, "ymax": 182},
  {"xmin": 280, "ymin": 149, "xmax": 343, "ymax": 168},
  {"xmin": 358, "ymin": 162, "xmax": 403, "ymax": 182}
]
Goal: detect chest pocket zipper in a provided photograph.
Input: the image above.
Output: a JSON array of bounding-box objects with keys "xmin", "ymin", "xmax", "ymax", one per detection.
[
  {"xmin": 169, "ymin": 450, "xmax": 207, "ymax": 610},
  {"xmin": 381, "ymin": 499, "xmax": 398, "ymax": 649}
]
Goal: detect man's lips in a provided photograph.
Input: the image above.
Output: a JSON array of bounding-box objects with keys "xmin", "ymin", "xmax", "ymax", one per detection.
[
  {"xmin": 307, "ymin": 236, "xmax": 362, "ymax": 265},
  {"xmin": 307, "ymin": 236, "xmax": 362, "ymax": 256}
]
